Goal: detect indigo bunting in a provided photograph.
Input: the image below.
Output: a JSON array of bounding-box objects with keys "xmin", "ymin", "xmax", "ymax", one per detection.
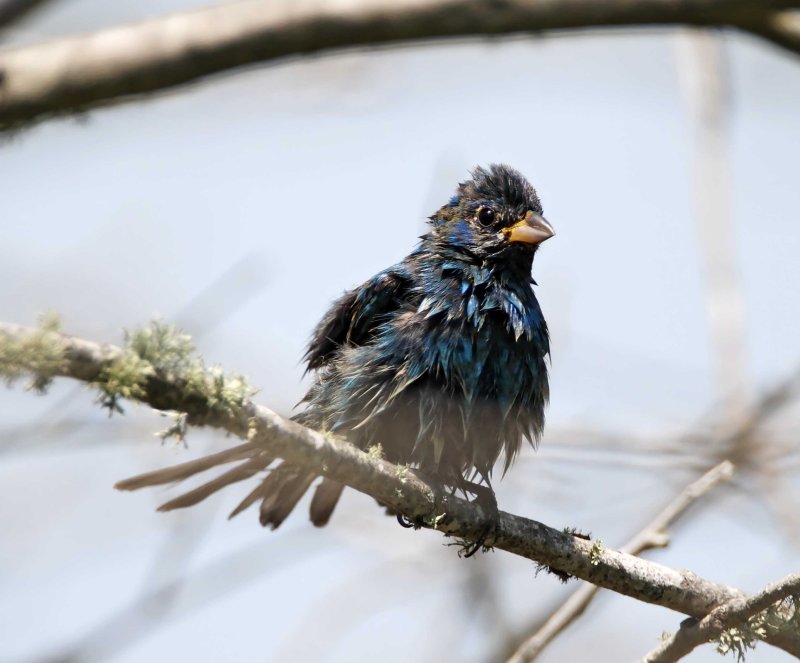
[{"xmin": 121, "ymin": 164, "xmax": 554, "ymax": 537}]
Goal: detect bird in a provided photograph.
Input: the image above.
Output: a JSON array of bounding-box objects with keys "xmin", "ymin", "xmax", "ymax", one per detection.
[{"xmin": 118, "ymin": 164, "xmax": 554, "ymax": 542}]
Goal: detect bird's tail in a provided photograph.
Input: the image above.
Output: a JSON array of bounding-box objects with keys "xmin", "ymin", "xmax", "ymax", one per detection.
[{"xmin": 115, "ymin": 442, "xmax": 346, "ymax": 528}]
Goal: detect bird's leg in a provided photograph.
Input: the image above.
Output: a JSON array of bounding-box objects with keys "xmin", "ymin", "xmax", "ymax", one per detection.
[{"xmin": 460, "ymin": 480, "xmax": 499, "ymax": 558}]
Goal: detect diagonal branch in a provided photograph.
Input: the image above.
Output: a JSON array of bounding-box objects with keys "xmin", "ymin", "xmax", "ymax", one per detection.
[
  {"xmin": 641, "ymin": 572, "xmax": 800, "ymax": 662},
  {"xmin": 505, "ymin": 460, "xmax": 736, "ymax": 663},
  {"xmin": 0, "ymin": 0, "xmax": 799, "ymax": 132},
  {"xmin": 2, "ymin": 320, "xmax": 800, "ymax": 656},
  {"xmin": 744, "ymin": 10, "xmax": 800, "ymax": 54}
]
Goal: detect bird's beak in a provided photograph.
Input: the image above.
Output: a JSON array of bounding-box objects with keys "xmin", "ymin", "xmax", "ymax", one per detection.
[{"xmin": 503, "ymin": 211, "xmax": 555, "ymax": 245}]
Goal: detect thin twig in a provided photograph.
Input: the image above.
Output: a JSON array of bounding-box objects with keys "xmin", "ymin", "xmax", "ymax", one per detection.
[
  {"xmin": 505, "ymin": 461, "xmax": 735, "ymax": 663},
  {"xmin": 641, "ymin": 572, "xmax": 800, "ymax": 662}
]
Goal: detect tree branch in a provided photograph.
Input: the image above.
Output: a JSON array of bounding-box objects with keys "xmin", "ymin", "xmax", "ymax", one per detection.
[
  {"xmin": 0, "ymin": 0, "xmax": 55, "ymax": 32},
  {"xmin": 0, "ymin": 0, "xmax": 799, "ymax": 132},
  {"xmin": 505, "ymin": 460, "xmax": 735, "ymax": 663},
  {"xmin": 1, "ymin": 319, "xmax": 799, "ymax": 656},
  {"xmin": 744, "ymin": 10, "xmax": 800, "ymax": 54},
  {"xmin": 641, "ymin": 573, "xmax": 800, "ymax": 662}
]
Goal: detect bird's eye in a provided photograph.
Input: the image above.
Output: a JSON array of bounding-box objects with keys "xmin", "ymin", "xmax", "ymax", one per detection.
[{"xmin": 476, "ymin": 207, "xmax": 495, "ymax": 226}]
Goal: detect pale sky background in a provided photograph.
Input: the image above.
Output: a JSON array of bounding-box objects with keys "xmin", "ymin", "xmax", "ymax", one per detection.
[{"xmin": 1, "ymin": 3, "xmax": 800, "ymax": 662}]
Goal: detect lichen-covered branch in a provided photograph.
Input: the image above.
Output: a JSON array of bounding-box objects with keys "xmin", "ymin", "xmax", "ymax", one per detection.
[
  {"xmin": 641, "ymin": 573, "xmax": 800, "ymax": 662},
  {"xmin": 1, "ymin": 319, "xmax": 799, "ymax": 657},
  {"xmin": 1, "ymin": 0, "xmax": 799, "ymax": 132}
]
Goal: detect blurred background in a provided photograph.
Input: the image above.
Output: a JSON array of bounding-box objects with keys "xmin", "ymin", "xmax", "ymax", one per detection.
[{"xmin": 1, "ymin": 2, "xmax": 800, "ymax": 661}]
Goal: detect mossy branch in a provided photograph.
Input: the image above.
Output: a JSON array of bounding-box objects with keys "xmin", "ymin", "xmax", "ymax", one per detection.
[
  {"xmin": 1, "ymin": 319, "xmax": 799, "ymax": 658},
  {"xmin": 641, "ymin": 573, "xmax": 800, "ymax": 662},
  {"xmin": 0, "ymin": 312, "xmax": 66, "ymax": 391}
]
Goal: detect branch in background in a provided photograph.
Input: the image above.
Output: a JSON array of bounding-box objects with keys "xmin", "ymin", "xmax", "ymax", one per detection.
[
  {"xmin": 501, "ymin": 363, "xmax": 800, "ymax": 662},
  {"xmin": 504, "ymin": 460, "xmax": 735, "ymax": 663},
  {"xmin": 1, "ymin": 0, "xmax": 800, "ymax": 131},
  {"xmin": 746, "ymin": 10, "xmax": 800, "ymax": 53},
  {"xmin": 51, "ymin": 531, "xmax": 322, "ymax": 662},
  {"xmin": 677, "ymin": 27, "xmax": 800, "ymax": 540},
  {"xmin": 676, "ymin": 30, "xmax": 750, "ymax": 422},
  {"xmin": 1, "ymin": 319, "xmax": 799, "ymax": 657},
  {"xmin": 0, "ymin": 0, "xmax": 54, "ymax": 32},
  {"xmin": 641, "ymin": 573, "xmax": 800, "ymax": 662}
]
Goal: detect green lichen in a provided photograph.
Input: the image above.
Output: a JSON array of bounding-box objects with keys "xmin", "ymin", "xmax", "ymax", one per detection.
[
  {"xmin": 427, "ymin": 511, "xmax": 446, "ymax": 529},
  {"xmin": 715, "ymin": 626, "xmax": 759, "ymax": 662},
  {"xmin": 95, "ymin": 350, "xmax": 154, "ymax": 414},
  {"xmin": 93, "ymin": 320, "xmax": 256, "ymax": 419},
  {"xmin": 156, "ymin": 411, "xmax": 188, "ymax": 445},
  {"xmin": 589, "ymin": 539, "xmax": 605, "ymax": 566},
  {"xmin": 367, "ymin": 443, "xmax": 384, "ymax": 460},
  {"xmin": 203, "ymin": 366, "xmax": 254, "ymax": 417},
  {"xmin": 38, "ymin": 312, "xmax": 63, "ymax": 334},
  {"xmin": 126, "ymin": 321, "xmax": 197, "ymax": 376},
  {"xmin": 395, "ymin": 464, "xmax": 409, "ymax": 483},
  {"xmin": 96, "ymin": 321, "xmax": 195, "ymax": 414},
  {"xmin": 0, "ymin": 313, "xmax": 67, "ymax": 392},
  {"xmin": 715, "ymin": 596, "xmax": 800, "ymax": 662},
  {"xmin": 247, "ymin": 417, "xmax": 259, "ymax": 441}
]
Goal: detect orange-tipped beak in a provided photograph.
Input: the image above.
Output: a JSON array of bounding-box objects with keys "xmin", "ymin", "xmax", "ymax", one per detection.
[{"xmin": 504, "ymin": 210, "xmax": 555, "ymax": 245}]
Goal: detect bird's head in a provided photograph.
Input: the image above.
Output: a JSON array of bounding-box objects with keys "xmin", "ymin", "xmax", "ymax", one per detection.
[{"xmin": 428, "ymin": 164, "xmax": 554, "ymax": 264}]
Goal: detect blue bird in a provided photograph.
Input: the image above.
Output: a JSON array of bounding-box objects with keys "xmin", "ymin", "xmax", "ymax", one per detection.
[{"xmin": 121, "ymin": 165, "xmax": 554, "ymax": 539}]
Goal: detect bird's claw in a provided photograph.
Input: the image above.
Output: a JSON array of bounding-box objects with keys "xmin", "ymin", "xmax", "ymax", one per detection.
[
  {"xmin": 462, "ymin": 523, "xmax": 494, "ymax": 557},
  {"xmin": 396, "ymin": 514, "xmax": 415, "ymax": 528},
  {"xmin": 394, "ymin": 471, "xmax": 451, "ymax": 531}
]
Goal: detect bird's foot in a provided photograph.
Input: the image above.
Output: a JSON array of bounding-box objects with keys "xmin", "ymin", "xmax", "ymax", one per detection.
[
  {"xmin": 394, "ymin": 471, "xmax": 449, "ymax": 530},
  {"xmin": 460, "ymin": 481, "xmax": 499, "ymax": 558}
]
